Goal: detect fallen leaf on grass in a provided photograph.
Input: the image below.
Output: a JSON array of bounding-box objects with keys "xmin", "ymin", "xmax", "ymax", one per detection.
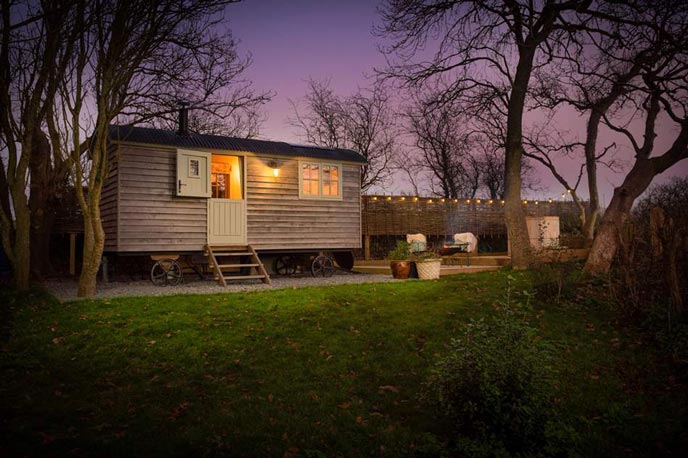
[
  {"xmin": 308, "ymin": 390, "xmax": 319, "ymax": 401},
  {"xmin": 283, "ymin": 446, "xmax": 299, "ymax": 458},
  {"xmin": 169, "ymin": 401, "xmax": 192, "ymax": 421},
  {"xmin": 148, "ymin": 340, "xmax": 156, "ymax": 345},
  {"xmin": 378, "ymin": 385, "xmax": 400, "ymax": 394}
]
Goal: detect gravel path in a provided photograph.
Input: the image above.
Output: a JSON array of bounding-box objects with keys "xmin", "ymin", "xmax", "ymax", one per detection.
[{"xmin": 42, "ymin": 271, "xmax": 399, "ymax": 302}]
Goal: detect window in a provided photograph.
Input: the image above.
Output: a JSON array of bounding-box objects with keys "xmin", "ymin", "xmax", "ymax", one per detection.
[
  {"xmin": 299, "ymin": 161, "xmax": 341, "ymax": 200},
  {"xmin": 211, "ymin": 154, "xmax": 243, "ymax": 199},
  {"xmin": 188, "ymin": 158, "xmax": 200, "ymax": 178}
]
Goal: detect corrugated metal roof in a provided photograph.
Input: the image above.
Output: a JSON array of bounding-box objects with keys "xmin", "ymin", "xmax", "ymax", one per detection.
[{"xmin": 108, "ymin": 125, "xmax": 367, "ymax": 164}]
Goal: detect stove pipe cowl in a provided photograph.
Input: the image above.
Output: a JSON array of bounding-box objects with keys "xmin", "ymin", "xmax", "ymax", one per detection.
[{"xmin": 177, "ymin": 101, "xmax": 190, "ymax": 136}]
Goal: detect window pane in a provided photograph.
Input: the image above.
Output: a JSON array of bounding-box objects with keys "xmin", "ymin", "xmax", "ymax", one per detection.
[
  {"xmin": 302, "ymin": 163, "xmax": 320, "ymax": 196},
  {"xmin": 322, "ymin": 165, "xmax": 339, "ymax": 197}
]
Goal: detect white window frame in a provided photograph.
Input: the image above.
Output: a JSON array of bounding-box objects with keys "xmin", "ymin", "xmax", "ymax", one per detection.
[{"xmin": 298, "ymin": 160, "xmax": 343, "ymax": 201}]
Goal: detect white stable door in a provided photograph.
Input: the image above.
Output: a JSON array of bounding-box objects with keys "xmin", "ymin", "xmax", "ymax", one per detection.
[{"xmin": 207, "ymin": 154, "xmax": 246, "ymax": 245}]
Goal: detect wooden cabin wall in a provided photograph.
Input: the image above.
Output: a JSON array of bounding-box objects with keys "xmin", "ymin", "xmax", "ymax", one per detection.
[
  {"xmin": 246, "ymin": 157, "xmax": 361, "ymax": 250},
  {"xmin": 116, "ymin": 145, "xmax": 207, "ymax": 252},
  {"xmin": 106, "ymin": 143, "xmax": 362, "ymax": 253},
  {"xmin": 101, "ymin": 144, "xmax": 119, "ymax": 251}
]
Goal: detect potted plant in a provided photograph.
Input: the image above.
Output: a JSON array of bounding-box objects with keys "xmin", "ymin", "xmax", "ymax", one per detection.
[
  {"xmin": 388, "ymin": 240, "xmax": 411, "ymax": 279},
  {"xmin": 413, "ymin": 250, "xmax": 442, "ymax": 280}
]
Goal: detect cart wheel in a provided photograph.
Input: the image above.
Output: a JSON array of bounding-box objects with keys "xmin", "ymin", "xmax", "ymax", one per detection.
[
  {"xmin": 150, "ymin": 259, "xmax": 183, "ymax": 286},
  {"xmin": 273, "ymin": 255, "xmax": 297, "ymax": 276},
  {"xmin": 311, "ymin": 255, "xmax": 335, "ymax": 278}
]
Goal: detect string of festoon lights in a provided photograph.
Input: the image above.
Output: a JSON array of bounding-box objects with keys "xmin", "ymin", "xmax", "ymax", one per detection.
[{"xmin": 366, "ymin": 195, "xmax": 566, "ymax": 205}]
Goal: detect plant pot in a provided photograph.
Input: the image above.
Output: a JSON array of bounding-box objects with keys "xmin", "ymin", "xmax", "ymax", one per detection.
[
  {"xmin": 390, "ymin": 260, "xmax": 411, "ymax": 279},
  {"xmin": 416, "ymin": 259, "xmax": 441, "ymax": 280}
]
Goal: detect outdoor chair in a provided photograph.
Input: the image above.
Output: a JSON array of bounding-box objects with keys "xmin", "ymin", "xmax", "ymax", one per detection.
[{"xmin": 406, "ymin": 233, "xmax": 428, "ymax": 254}]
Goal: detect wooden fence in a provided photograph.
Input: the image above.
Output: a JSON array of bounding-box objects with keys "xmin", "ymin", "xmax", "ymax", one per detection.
[{"xmin": 361, "ymin": 195, "xmax": 582, "ymax": 259}]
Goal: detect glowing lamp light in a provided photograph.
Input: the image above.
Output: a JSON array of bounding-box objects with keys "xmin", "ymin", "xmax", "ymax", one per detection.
[
  {"xmin": 440, "ymin": 198, "xmax": 445, "ymax": 203},
  {"xmin": 500, "ymin": 200, "xmax": 505, "ymax": 205},
  {"xmin": 400, "ymin": 196, "xmax": 405, "ymax": 201},
  {"xmin": 488, "ymin": 200, "xmax": 494, "ymax": 204},
  {"xmin": 535, "ymin": 200, "xmax": 539, "ymax": 205},
  {"xmin": 548, "ymin": 198, "xmax": 553, "ymax": 203},
  {"xmin": 413, "ymin": 197, "xmax": 418, "ymax": 201},
  {"xmin": 466, "ymin": 199, "xmax": 471, "ymax": 204},
  {"xmin": 386, "ymin": 196, "xmax": 392, "ymax": 201},
  {"xmin": 523, "ymin": 200, "xmax": 528, "ymax": 204},
  {"xmin": 453, "ymin": 199, "xmax": 458, "ymax": 203},
  {"xmin": 428, "ymin": 199, "xmax": 433, "ymax": 203},
  {"xmin": 268, "ymin": 161, "xmax": 280, "ymax": 177},
  {"xmin": 476, "ymin": 199, "xmax": 481, "ymax": 203},
  {"xmin": 372, "ymin": 196, "xmax": 378, "ymax": 201}
]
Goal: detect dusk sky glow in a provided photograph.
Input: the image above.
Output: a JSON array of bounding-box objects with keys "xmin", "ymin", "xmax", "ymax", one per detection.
[{"xmin": 228, "ymin": 0, "xmax": 687, "ymax": 202}]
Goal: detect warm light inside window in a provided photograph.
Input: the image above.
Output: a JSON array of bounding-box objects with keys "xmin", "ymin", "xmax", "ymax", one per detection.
[
  {"xmin": 211, "ymin": 155, "xmax": 242, "ymax": 199},
  {"xmin": 273, "ymin": 167, "xmax": 279, "ymax": 177},
  {"xmin": 301, "ymin": 162, "xmax": 340, "ymax": 198}
]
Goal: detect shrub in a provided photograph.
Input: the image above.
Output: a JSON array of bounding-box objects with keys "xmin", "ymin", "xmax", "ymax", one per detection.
[
  {"xmin": 423, "ymin": 281, "xmax": 562, "ymax": 455},
  {"xmin": 388, "ymin": 240, "xmax": 411, "ymax": 260},
  {"xmin": 531, "ymin": 260, "xmax": 581, "ymax": 304}
]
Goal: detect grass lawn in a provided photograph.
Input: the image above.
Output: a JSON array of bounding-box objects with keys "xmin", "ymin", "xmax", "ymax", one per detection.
[{"xmin": 1, "ymin": 270, "xmax": 686, "ymax": 456}]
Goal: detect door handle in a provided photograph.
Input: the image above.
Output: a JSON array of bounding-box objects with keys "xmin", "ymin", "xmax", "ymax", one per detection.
[{"xmin": 178, "ymin": 179, "xmax": 187, "ymax": 194}]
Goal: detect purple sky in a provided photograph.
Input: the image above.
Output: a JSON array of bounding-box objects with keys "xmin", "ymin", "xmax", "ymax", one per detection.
[{"xmin": 228, "ymin": 0, "xmax": 688, "ymax": 202}]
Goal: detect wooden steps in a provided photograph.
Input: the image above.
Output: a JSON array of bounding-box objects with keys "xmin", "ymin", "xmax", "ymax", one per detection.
[{"xmin": 205, "ymin": 245, "xmax": 271, "ymax": 286}]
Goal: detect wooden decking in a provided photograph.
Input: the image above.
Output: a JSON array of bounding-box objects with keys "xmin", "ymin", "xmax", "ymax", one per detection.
[
  {"xmin": 353, "ymin": 264, "xmax": 501, "ymax": 276},
  {"xmin": 353, "ymin": 254, "xmax": 509, "ymax": 276}
]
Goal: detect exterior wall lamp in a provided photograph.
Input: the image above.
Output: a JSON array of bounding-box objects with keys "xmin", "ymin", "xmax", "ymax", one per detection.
[{"xmin": 268, "ymin": 160, "xmax": 279, "ymax": 177}]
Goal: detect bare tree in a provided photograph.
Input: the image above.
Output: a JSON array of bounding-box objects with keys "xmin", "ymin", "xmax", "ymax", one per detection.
[
  {"xmin": 377, "ymin": 0, "xmax": 605, "ymax": 268},
  {"xmin": 148, "ymin": 103, "xmax": 267, "ymax": 139},
  {"xmin": 526, "ymin": 1, "xmax": 677, "ymax": 242},
  {"xmin": 49, "ymin": 0, "xmax": 264, "ymax": 297},
  {"xmin": 291, "ymin": 78, "xmax": 397, "ymax": 191},
  {"xmin": 405, "ymin": 95, "xmax": 479, "ymax": 198},
  {"xmin": 0, "ymin": 1, "xmax": 78, "ymax": 289},
  {"xmin": 585, "ymin": 35, "xmax": 688, "ymax": 274}
]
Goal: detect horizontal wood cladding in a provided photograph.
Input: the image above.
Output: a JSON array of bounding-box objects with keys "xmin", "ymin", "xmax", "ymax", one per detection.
[
  {"xmin": 106, "ymin": 144, "xmax": 362, "ymax": 253},
  {"xmin": 102, "ymin": 145, "xmax": 118, "ymax": 250},
  {"xmin": 116, "ymin": 145, "xmax": 207, "ymax": 252},
  {"xmin": 246, "ymin": 157, "xmax": 361, "ymax": 250}
]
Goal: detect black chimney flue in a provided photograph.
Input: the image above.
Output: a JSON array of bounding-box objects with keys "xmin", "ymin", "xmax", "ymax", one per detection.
[{"xmin": 177, "ymin": 100, "xmax": 190, "ymax": 136}]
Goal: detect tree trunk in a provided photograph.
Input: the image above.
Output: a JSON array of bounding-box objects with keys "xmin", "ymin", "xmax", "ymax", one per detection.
[
  {"xmin": 504, "ymin": 45, "xmax": 536, "ymax": 269},
  {"xmin": 77, "ymin": 185, "xmax": 105, "ymax": 297},
  {"xmin": 584, "ymin": 159, "xmax": 655, "ymax": 275},
  {"xmin": 29, "ymin": 128, "xmax": 55, "ymax": 278},
  {"xmin": 12, "ymin": 198, "xmax": 31, "ymax": 290},
  {"xmin": 582, "ymin": 110, "xmax": 603, "ymax": 242},
  {"xmin": 585, "ymin": 106, "xmax": 688, "ymax": 275},
  {"xmin": 665, "ymin": 226, "xmax": 684, "ymax": 316},
  {"xmin": 582, "ymin": 208, "xmax": 598, "ymax": 242}
]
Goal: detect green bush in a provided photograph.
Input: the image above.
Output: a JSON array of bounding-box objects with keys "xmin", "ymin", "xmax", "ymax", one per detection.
[
  {"xmin": 531, "ymin": 260, "xmax": 581, "ymax": 304},
  {"xmin": 423, "ymin": 284, "xmax": 563, "ymax": 455},
  {"xmin": 388, "ymin": 240, "xmax": 411, "ymax": 260}
]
